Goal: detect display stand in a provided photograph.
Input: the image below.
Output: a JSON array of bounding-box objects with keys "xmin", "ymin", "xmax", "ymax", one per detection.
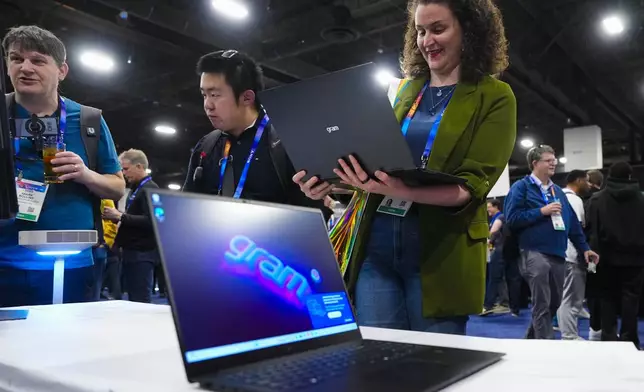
[
  {"xmin": 18, "ymin": 230, "xmax": 98, "ymax": 305},
  {"xmin": 53, "ymin": 256, "xmax": 65, "ymax": 304}
]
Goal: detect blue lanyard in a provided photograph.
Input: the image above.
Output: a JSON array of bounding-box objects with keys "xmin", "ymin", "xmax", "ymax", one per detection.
[
  {"xmin": 13, "ymin": 96, "xmax": 67, "ymax": 175},
  {"xmin": 127, "ymin": 176, "xmax": 152, "ymax": 210},
  {"xmin": 58, "ymin": 96, "xmax": 67, "ymax": 144},
  {"xmin": 489, "ymin": 211, "xmax": 501, "ymax": 229},
  {"xmin": 400, "ymin": 83, "xmax": 452, "ymax": 169},
  {"xmin": 218, "ymin": 114, "xmax": 270, "ymax": 198},
  {"xmin": 528, "ymin": 176, "xmax": 556, "ymax": 204}
]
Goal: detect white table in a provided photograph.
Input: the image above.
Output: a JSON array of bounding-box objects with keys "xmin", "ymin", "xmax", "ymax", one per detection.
[{"xmin": 1, "ymin": 301, "xmax": 644, "ymax": 392}]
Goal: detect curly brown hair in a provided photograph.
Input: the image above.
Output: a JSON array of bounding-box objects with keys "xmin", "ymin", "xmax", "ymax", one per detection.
[{"xmin": 400, "ymin": 0, "xmax": 509, "ymax": 84}]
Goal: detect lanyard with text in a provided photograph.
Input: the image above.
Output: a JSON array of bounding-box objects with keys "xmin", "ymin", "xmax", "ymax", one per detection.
[
  {"xmin": 218, "ymin": 114, "xmax": 270, "ymax": 198},
  {"xmin": 13, "ymin": 96, "xmax": 67, "ymax": 176},
  {"xmin": 127, "ymin": 176, "xmax": 152, "ymax": 210},
  {"xmin": 529, "ymin": 176, "xmax": 565, "ymax": 230},
  {"xmin": 400, "ymin": 82, "xmax": 452, "ymax": 169},
  {"xmin": 529, "ymin": 176, "xmax": 556, "ymax": 204}
]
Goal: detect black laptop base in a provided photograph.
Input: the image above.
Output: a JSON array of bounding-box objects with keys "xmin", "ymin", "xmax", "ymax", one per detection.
[
  {"xmin": 318, "ymin": 168, "xmax": 466, "ymax": 189},
  {"xmin": 389, "ymin": 169, "xmax": 466, "ymax": 187},
  {"xmin": 198, "ymin": 340, "xmax": 503, "ymax": 392}
]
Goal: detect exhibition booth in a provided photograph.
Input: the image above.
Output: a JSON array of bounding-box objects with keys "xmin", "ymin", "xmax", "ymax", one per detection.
[{"xmin": 3, "ymin": 54, "xmax": 644, "ymax": 392}]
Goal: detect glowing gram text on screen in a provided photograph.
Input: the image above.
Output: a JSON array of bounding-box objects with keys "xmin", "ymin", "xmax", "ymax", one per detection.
[{"xmin": 225, "ymin": 235, "xmax": 314, "ymax": 305}]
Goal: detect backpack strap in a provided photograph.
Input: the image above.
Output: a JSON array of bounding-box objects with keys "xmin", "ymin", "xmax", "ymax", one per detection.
[
  {"xmin": 79, "ymin": 104, "xmax": 104, "ymax": 244},
  {"xmin": 80, "ymin": 105, "xmax": 102, "ymax": 171},
  {"xmin": 190, "ymin": 130, "xmax": 222, "ymax": 192},
  {"xmin": 199, "ymin": 130, "xmax": 223, "ymax": 159},
  {"xmin": 5, "ymin": 93, "xmax": 13, "ymax": 112}
]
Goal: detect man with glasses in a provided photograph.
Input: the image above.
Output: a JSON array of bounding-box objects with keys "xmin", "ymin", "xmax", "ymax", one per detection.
[
  {"xmin": 504, "ymin": 145, "xmax": 599, "ymax": 339},
  {"xmin": 0, "ymin": 26, "xmax": 124, "ymax": 307},
  {"xmin": 182, "ymin": 50, "xmax": 331, "ymax": 219}
]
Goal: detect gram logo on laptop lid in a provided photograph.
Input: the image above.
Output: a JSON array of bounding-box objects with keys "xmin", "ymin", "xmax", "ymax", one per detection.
[{"xmin": 148, "ymin": 191, "xmax": 359, "ymax": 368}]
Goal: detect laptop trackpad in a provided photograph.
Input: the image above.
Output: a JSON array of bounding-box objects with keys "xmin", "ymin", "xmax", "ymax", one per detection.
[{"xmin": 363, "ymin": 359, "xmax": 451, "ymax": 392}]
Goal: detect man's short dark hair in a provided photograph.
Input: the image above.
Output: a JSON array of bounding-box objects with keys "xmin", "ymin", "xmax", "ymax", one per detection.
[
  {"xmin": 587, "ymin": 169, "xmax": 604, "ymax": 187},
  {"xmin": 608, "ymin": 161, "xmax": 632, "ymax": 180},
  {"xmin": 526, "ymin": 145, "xmax": 555, "ymax": 170},
  {"xmin": 196, "ymin": 50, "xmax": 264, "ymax": 109},
  {"xmin": 2, "ymin": 25, "xmax": 66, "ymax": 67},
  {"xmin": 488, "ymin": 199, "xmax": 502, "ymax": 210},
  {"xmin": 566, "ymin": 170, "xmax": 587, "ymax": 185}
]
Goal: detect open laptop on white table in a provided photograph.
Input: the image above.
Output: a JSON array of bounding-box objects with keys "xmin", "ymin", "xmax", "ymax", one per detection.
[{"xmin": 147, "ymin": 190, "xmax": 504, "ymax": 391}]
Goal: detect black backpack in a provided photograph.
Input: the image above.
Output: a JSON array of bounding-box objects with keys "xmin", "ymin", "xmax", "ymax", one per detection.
[
  {"xmin": 502, "ymin": 179, "xmax": 528, "ymax": 262},
  {"xmin": 188, "ymin": 127, "xmax": 291, "ymax": 197},
  {"xmin": 5, "ymin": 93, "xmax": 105, "ymax": 243}
]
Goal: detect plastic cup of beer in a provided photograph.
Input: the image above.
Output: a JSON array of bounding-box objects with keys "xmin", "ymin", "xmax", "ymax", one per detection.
[{"xmin": 43, "ymin": 141, "xmax": 65, "ymax": 184}]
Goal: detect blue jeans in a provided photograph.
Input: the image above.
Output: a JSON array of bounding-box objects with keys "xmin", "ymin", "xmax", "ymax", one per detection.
[
  {"xmin": 122, "ymin": 249, "xmax": 157, "ymax": 304},
  {"xmin": 355, "ymin": 212, "xmax": 468, "ymax": 334}
]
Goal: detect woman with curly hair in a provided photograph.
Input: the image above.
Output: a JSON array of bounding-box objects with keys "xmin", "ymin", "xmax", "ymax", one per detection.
[{"xmin": 295, "ymin": 0, "xmax": 517, "ymax": 334}]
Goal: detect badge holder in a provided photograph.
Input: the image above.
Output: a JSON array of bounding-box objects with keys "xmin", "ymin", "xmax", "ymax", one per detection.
[
  {"xmin": 376, "ymin": 197, "xmax": 412, "ymax": 217},
  {"xmin": 18, "ymin": 230, "xmax": 98, "ymax": 304}
]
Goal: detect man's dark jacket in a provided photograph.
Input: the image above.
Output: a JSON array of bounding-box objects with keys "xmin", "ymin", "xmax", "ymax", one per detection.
[
  {"xmin": 115, "ymin": 177, "xmax": 159, "ymax": 251},
  {"xmin": 586, "ymin": 178, "xmax": 644, "ymax": 267},
  {"xmin": 183, "ymin": 123, "xmax": 332, "ymax": 220}
]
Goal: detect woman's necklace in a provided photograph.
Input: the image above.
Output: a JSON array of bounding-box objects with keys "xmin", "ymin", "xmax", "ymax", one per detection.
[{"xmin": 428, "ymin": 85, "xmax": 456, "ymax": 115}]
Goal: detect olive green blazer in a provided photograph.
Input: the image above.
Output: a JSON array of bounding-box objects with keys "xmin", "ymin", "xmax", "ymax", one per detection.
[{"xmin": 345, "ymin": 75, "xmax": 517, "ymax": 317}]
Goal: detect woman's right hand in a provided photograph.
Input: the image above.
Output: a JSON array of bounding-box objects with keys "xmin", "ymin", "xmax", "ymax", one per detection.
[{"xmin": 293, "ymin": 171, "xmax": 334, "ymax": 201}]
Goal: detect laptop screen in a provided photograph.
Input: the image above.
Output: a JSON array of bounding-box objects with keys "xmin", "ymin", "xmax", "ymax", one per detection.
[{"xmin": 150, "ymin": 192, "xmax": 358, "ymax": 364}]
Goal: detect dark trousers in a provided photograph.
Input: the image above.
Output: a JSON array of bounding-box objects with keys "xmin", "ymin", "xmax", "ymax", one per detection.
[
  {"xmin": 0, "ymin": 266, "xmax": 94, "ymax": 307},
  {"xmin": 484, "ymin": 247, "xmax": 521, "ymax": 313},
  {"xmin": 154, "ymin": 262, "xmax": 167, "ymax": 296},
  {"xmin": 103, "ymin": 252, "xmax": 122, "ymax": 300},
  {"xmin": 484, "ymin": 248, "xmax": 505, "ymax": 309},
  {"xmin": 600, "ymin": 265, "xmax": 644, "ymax": 348},
  {"xmin": 587, "ymin": 267, "xmax": 603, "ymax": 331},
  {"xmin": 122, "ymin": 249, "xmax": 157, "ymax": 304},
  {"xmin": 89, "ymin": 254, "xmax": 107, "ymax": 302},
  {"xmin": 505, "ymin": 255, "xmax": 523, "ymax": 314}
]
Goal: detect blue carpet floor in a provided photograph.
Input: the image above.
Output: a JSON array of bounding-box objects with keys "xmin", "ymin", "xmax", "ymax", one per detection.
[
  {"xmin": 467, "ymin": 308, "xmax": 644, "ymax": 345},
  {"xmin": 140, "ymin": 293, "xmax": 644, "ymax": 344}
]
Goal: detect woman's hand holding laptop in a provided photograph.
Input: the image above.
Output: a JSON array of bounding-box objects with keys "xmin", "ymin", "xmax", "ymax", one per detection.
[{"xmin": 293, "ymin": 155, "xmax": 411, "ymax": 200}]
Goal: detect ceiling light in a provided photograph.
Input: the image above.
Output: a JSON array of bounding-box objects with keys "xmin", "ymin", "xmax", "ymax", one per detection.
[
  {"xmin": 145, "ymin": 168, "xmax": 152, "ymax": 174},
  {"xmin": 375, "ymin": 69, "xmax": 395, "ymax": 87},
  {"xmin": 211, "ymin": 0, "xmax": 249, "ymax": 20},
  {"xmin": 155, "ymin": 125, "xmax": 176, "ymax": 135},
  {"xmin": 520, "ymin": 139, "xmax": 534, "ymax": 149},
  {"xmin": 168, "ymin": 184, "xmax": 181, "ymax": 191},
  {"xmin": 79, "ymin": 50, "xmax": 115, "ymax": 73},
  {"xmin": 559, "ymin": 157, "xmax": 568, "ymax": 164},
  {"xmin": 602, "ymin": 15, "xmax": 625, "ymax": 36}
]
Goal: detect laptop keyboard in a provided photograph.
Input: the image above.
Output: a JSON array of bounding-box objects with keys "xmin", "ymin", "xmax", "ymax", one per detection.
[{"xmin": 209, "ymin": 340, "xmax": 427, "ymax": 391}]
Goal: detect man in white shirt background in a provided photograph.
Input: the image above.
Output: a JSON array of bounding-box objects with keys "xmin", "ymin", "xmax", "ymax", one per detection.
[{"xmin": 557, "ymin": 170, "xmax": 591, "ymax": 340}]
